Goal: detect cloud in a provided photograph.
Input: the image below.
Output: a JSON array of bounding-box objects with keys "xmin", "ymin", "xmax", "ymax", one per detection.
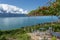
[{"xmin": 0, "ymin": 4, "xmax": 28, "ymax": 14}]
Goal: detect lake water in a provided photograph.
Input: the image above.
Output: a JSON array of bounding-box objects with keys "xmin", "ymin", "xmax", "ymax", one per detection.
[{"xmin": 0, "ymin": 16, "xmax": 58, "ymax": 30}]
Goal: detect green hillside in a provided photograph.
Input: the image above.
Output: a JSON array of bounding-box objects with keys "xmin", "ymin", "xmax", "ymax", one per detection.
[{"xmin": 28, "ymin": 0, "xmax": 60, "ymax": 16}]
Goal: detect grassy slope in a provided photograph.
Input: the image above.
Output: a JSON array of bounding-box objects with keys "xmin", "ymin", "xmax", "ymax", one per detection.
[{"xmin": 0, "ymin": 22, "xmax": 60, "ymax": 40}]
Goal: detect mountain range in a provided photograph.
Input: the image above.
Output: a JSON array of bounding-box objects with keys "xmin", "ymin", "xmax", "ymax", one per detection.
[{"xmin": 0, "ymin": 4, "xmax": 28, "ymax": 17}]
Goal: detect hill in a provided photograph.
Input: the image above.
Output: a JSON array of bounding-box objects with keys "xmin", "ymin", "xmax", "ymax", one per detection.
[{"xmin": 28, "ymin": 0, "xmax": 60, "ymax": 16}]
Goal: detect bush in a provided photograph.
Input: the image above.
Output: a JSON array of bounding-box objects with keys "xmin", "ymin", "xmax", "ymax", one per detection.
[{"xmin": 51, "ymin": 36, "xmax": 57, "ymax": 40}]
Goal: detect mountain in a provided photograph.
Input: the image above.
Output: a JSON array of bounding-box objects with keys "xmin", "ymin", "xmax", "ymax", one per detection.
[
  {"xmin": 0, "ymin": 4, "xmax": 28, "ymax": 17},
  {"xmin": 28, "ymin": 2, "xmax": 60, "ymax": 16},
  {"xmin": 0, "ymin": 13, "xmax": 27, "ymax": 17}
]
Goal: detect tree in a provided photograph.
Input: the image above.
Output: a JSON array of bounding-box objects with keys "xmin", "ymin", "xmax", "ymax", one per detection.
[{"xmin": 28, "ymin": 0, "xmax": 60, "ymax": 16}]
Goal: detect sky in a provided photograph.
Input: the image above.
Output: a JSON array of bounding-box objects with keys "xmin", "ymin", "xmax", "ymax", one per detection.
[{"xmin": 0, "ymin": 0, "xmax": 55, "ymax": 11}]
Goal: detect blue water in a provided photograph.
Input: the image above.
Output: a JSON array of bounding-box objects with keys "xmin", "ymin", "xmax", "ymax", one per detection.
[{"xmin": 0, "ymin": 16, "xmax": 58, "ymax": 30}]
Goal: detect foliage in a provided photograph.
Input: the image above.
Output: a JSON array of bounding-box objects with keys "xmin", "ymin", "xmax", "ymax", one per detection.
[
  {"xmin": 0, "ymin": 22, "xmax": 60, "ymax": 40},
  {"xmin": 51, "ymin": 36, "xmax": 57, "ymax": 40},
  {"xmin": 28, "ymin": 0, "xmax": 60, "ymax": 16},
  {"xmin": 0, "ymin": 36, "xmax": 7, "ymax": 40}
]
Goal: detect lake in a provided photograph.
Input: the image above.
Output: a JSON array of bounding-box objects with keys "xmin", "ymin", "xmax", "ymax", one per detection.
[{"xmin": 0, "ymin": 16, "xmax": 58, "ymax": 30}]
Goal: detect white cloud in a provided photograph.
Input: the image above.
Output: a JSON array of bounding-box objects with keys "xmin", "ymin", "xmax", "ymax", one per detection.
[{"xmin": 0, "ymin": 4, "xmax": 28, "ymax": 14}]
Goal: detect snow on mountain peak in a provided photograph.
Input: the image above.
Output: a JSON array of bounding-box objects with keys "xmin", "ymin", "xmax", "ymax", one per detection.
[{"xmin": 0, "ymin": 4, "xmax": 28, "ymax": 14}]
